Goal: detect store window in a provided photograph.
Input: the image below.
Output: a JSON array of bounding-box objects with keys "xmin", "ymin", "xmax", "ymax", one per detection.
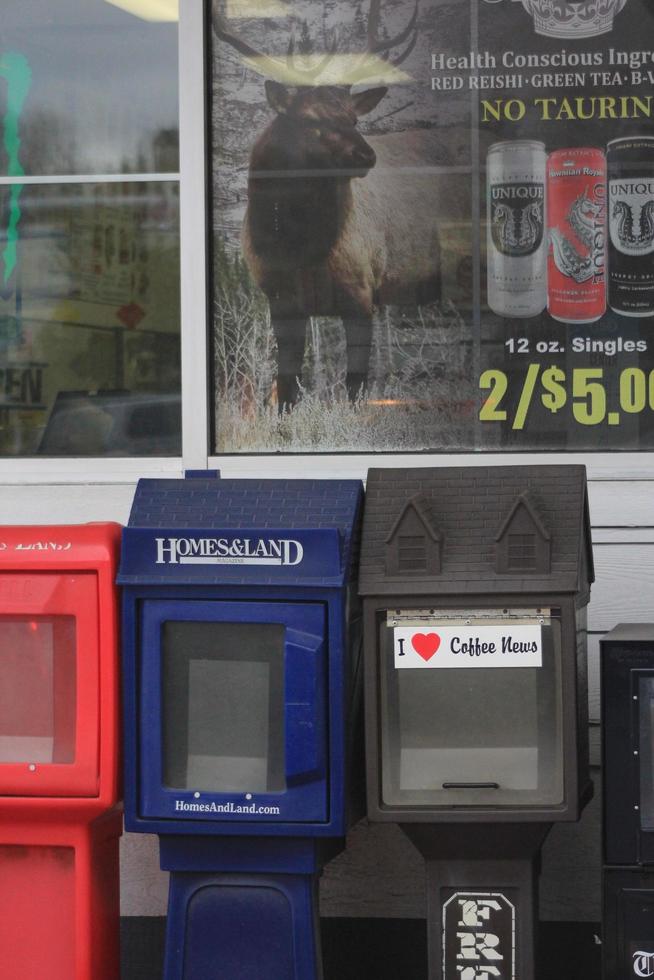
[
  {"xmin": 1, "ymin": 1, "xmax": 181, "ymax": 456},
  {"xmin": 209, "ymin": 0, "xmax": 654, "ymax": 454}
]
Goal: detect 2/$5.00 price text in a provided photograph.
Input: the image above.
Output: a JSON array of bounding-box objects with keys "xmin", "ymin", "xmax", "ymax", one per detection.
[{"xmin": 480, "ymin": 365, "xmax": 654, "ymax": 430}]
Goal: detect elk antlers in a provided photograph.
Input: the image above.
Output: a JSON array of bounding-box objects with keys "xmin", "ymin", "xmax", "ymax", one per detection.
[
  {"xmin": 364, "ymin": 0, "xmax": 419, "ymax": 72},
  {"xmin": 212, "ymin": 0, "xmax": 419, "ymax": 86}
]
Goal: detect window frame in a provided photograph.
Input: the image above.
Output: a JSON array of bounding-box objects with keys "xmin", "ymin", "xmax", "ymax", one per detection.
[{"xmin": 137, "ymin": 597, "xmax": 329, "ymax": 825}]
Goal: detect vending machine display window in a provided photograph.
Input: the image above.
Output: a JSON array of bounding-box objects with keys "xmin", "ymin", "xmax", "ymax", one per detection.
[
  {"xmin": 639, "ymin": 675, "xmax": 654, "ymax": 833},
  {"xmin": 138, "ymin": 598, "xmax": 327, "ymax": 823},
  {"xmin": 379, "ymin": 610, "xmax": 564, "ymax": 808},
  {"xmin": 0, "ymin": 573, "xmax": 99, "ymax": 798},
  {"xmin": 0, "ymin": 616, "xmax": 76, "ymax": 765},
  {"xmin": 162, "ymin": 621, "xmax": 286, "ymax": 795}
]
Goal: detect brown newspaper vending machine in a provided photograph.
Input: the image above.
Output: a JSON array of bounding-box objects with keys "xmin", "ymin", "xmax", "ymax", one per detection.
[{"xmin": 360, "ymin": 465, "xmax": 594, "ymax": 980}]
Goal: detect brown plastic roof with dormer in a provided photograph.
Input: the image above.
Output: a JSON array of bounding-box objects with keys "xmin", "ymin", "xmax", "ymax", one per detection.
[
  {"xmin": 385, "ymin": 493, "xmax": 443, "ymax": 545},
  {"xmin": 494, "ymin": 489, "xmax": 551, "ymax": 543},
  {"xmin": 359, "ymin": 465, "xmax": 594, "ymax": 597}
]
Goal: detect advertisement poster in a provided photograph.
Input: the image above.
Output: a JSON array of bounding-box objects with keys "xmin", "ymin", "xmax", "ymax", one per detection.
[{"xmin": 210, "ymin": 0, "xmax": 654, "ymax": 453}]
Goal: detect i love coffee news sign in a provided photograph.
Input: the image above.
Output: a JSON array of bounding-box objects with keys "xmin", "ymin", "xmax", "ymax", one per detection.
[{"xmin": 393, "ymin": 624, "xmax": 543, "ymax": 669}]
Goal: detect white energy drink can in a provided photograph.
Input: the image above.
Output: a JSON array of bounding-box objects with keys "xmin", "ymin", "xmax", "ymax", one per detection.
[
  {"xmin": 608, "ymin": 136, "xmax": 654, "ymax": 318},
  {"xmin": 486, "ymin": 140, "xmax": 547, "ymax": 318}
]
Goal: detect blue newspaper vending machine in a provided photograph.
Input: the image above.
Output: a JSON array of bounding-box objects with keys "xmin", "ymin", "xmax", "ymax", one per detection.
[{"xmin": 119, "ymin": 474, "xmax": 364, "ymax": 979}]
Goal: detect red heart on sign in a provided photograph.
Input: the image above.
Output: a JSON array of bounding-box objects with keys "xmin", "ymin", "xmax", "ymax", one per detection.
[{"xmin": 411, "ymin": 632, "xmax": 441, "ymax": 661}]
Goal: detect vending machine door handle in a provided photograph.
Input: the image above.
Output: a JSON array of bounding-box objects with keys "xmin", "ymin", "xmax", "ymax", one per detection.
[{"xmin": 284, "ymin": 629, "xmax": 326, "ymax": 783}]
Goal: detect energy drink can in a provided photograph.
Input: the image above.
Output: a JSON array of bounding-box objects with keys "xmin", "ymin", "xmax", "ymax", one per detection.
[
  {"xmin": 547, "ymin": 147, "xmax": 606, "ymax": 323},
  {"xmin": 608, "ymin": 136, "xmax": 654, "ymax": 318},
  {"xmin": 486, "ymin": 140, "xmax": 547, "ymax": 318}
]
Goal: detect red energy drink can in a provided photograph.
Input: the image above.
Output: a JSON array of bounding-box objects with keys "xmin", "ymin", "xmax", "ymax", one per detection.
[{"xmin": 547, "ymin": 147, "xmax": 606, "ymax": 323}]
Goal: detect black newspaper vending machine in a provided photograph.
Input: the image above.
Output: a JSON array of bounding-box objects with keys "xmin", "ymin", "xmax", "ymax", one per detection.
[
  {"xmin": 602, "ymin": 624, "xmax": 654, "ymax": 980},
  {"xmin": 360, "ymin": 465, "xmax": 594, "ymax": 980}
]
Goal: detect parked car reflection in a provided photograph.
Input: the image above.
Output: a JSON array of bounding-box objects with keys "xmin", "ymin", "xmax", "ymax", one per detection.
[{"xmin": 37, "ymin": 390, "xmax": 181, "ymax": 456}]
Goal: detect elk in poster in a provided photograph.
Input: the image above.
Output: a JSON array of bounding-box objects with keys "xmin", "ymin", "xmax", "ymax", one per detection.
[{"xmin": 213, "ymin": 0, "xmax": 446, "ymax": 408}]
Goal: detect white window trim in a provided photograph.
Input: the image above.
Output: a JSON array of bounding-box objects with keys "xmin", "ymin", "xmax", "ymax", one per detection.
[
  {"xmin": 1, "ymin": 0, "xmax": 653, "ymax": 494},
  {"xmin": 208, "ymin": 452, "xmax": 654, "ymax": 483},
  {"xmin": 179, "ymin": 0, "xmax": 209, "ymax": 472}
]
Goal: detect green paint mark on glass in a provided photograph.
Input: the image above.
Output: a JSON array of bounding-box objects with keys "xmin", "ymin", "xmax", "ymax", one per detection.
[{"xmin": 0, "ymin": 53, "xmax": 32, "ymax": 286}]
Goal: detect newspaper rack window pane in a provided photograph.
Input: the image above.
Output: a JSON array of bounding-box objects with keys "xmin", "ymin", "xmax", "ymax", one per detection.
[
  {"xmin": 0, "ymin": 616, "xmax": 76, "ymax": 764},
  {"xmin": 640, "ymin": 675, "xmax": 654, "ymax": 831},
  {"xmin": 379, "ymin": 612, "xmax": 565, "ymax": 807},
  {"xmin": 162, "ymin": 621, "xmax": 286, "ymax": 795}
]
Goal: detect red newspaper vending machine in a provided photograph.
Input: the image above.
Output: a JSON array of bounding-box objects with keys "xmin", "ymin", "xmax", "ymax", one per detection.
[{"xmin": 0, "ymin": 524, "xmax": 122, "ymax": 980}]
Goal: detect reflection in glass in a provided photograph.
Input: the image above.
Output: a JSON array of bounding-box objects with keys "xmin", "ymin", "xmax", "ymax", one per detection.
[
  {"xmin": 0, "ymin": 616, "xmax": 76, "ymax": 764},
  {"xmin": 1, "ymin": 1, "xmax": 178, "ymax": 176},
  {"xmin": 162, "ymin": 622, "xmax": 286, "ymax": 795},
  {"xmin": 380, "ymin": 614, "xmax": 564, "ymax": 807},
  {"xmin": 0, "ymin": 181, "xmax": 180, "ymax": 454},
  {"xmin": 639, "ymin": 676, "xmax": 654, "ymax": 830}
]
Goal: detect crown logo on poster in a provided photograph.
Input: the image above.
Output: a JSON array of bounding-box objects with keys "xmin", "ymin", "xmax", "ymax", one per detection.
[{"xmin": 499, "ymin": 0, "xmax": 629, "ymax": 39}]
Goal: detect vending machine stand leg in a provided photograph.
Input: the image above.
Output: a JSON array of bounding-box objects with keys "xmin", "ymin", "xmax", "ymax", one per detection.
[
  {"xmin": 402, "ymin": 823, "xmax": 551, "ymax": 980},
  {"xmin": 159, "ymin": 835, "xmax": 342, "ymax": 980},
  {"xmin": 0, "ymin": 808, "xmax": 122, "ymax": 980}
]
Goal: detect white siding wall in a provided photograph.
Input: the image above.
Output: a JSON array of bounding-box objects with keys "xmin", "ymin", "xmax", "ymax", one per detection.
[{"xmin": 0, "ymin": 472, "xmax": 648, "ymax": 922}]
